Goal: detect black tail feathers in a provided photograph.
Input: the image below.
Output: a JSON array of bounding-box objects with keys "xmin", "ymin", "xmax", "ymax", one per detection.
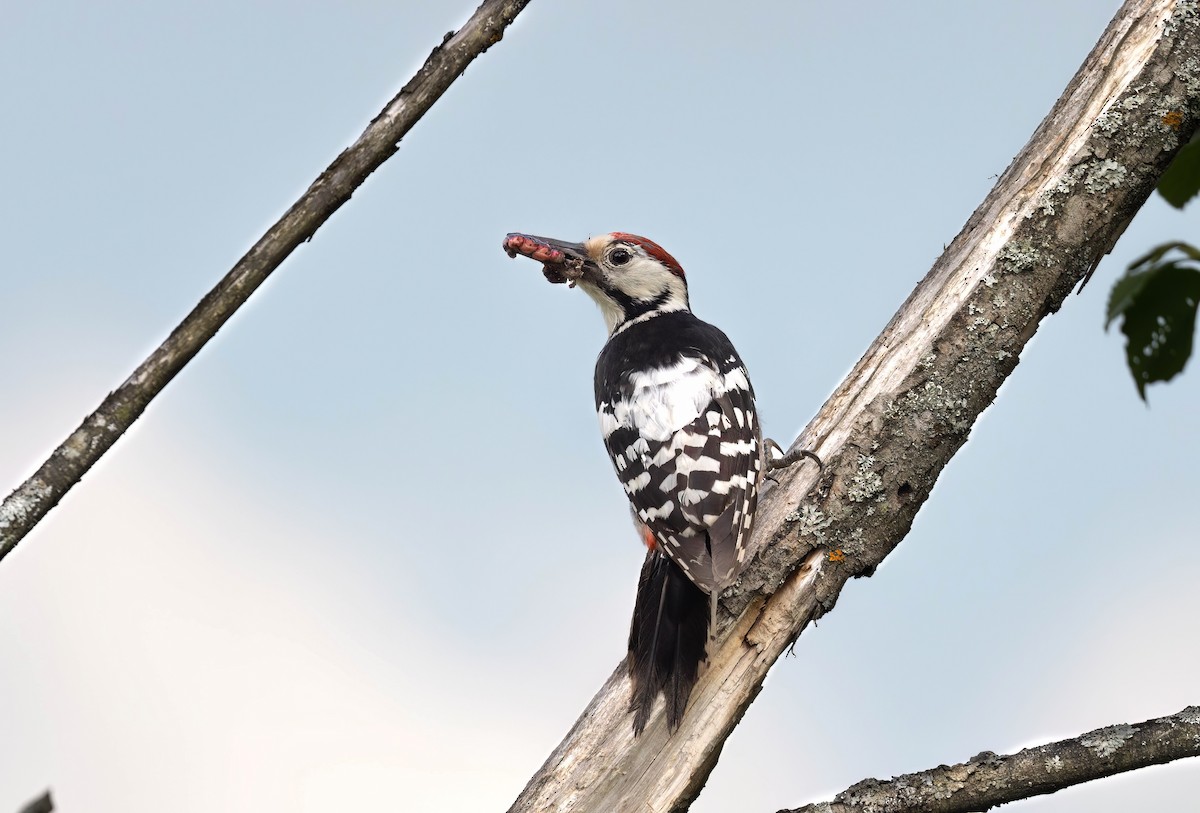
[{"xmin": 628, "ymin": 549, "xmax": 710, "ymax": 734}]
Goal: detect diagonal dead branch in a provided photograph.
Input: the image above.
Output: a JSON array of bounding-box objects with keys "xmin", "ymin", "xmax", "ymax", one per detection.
[
  {"xmin": 0, "ymin": 0, "xmax": 533, "ymax": 562},
  {"xmin": 779, "ymin": 706, "xmax": 1200, "ymax": 813},
  {"xmin": 509, "ymin": 2, "xmax": 1200, "ymax": 811}
]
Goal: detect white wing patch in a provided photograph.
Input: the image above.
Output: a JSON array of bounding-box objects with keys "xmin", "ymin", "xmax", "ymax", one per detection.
[
  {"xmin": 599, "ymin": 356, "xmax": 750, "ymax": 443},
  {"xmin": 623, "ymin": 357, "xmax": 720, "ymax": 441}
]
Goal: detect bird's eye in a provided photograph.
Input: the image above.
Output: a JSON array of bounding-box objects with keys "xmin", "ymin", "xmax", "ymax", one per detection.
[{"xmin": 609, "ymin": 248, "xmax": 632, "ymax": 266}]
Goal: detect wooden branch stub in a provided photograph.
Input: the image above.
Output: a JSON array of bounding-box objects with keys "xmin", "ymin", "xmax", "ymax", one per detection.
[
  {"xmin": 779, "ymin": 706, "xmax": 1200, "ymax": 813},
  {"xmin": 509, "ymin": 2, "xmax": 1200, "ymax": 811},
  {"xmin": 16, "ymin": 791, "xmax": 53, "ymax": 813}
]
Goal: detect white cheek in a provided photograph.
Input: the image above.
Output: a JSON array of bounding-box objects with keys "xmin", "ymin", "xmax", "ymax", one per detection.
[{"xmin": 621, "ymin": 259, "xmax": 671, "ymax": 301}]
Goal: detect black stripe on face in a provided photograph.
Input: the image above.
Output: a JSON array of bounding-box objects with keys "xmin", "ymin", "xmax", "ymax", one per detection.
[{"xmin": 601, "ymin": 285, "xmax": 672, "ymax": 324}]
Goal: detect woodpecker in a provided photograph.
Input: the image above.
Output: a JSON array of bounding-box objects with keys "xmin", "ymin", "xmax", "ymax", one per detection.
[{"xmin": 503, "ymin": 231, "xmax": 762, "ymax": 734}]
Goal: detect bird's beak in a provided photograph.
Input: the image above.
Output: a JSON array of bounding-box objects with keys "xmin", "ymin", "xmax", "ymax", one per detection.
[{"xmin": 502, "ymin": 233, "xmax": 592, "ymax": 287}]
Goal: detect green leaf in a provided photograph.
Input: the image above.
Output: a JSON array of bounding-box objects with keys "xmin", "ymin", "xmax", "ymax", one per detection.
[
  {"xmin": 1110, "ymin": 261, "xmax": 1200, "ymax": 400},
  {"xmin": 1106, "ymin": 263, "xmax": 1159, "ymax": 329},
  {"xmin": 1157, "ymin": 138, "xmax": 1200, "ymax": 209},
  {"xmin": 1124, "ymin": 241, "xmax": 1200, "ymax": 278}
]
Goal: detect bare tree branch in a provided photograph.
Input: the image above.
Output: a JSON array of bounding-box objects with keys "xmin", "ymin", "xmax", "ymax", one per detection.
[
  {"xmin": 509, "ymin": 2, "xmax": 1200, "ymax": 811},
  {"xmin": 780, "ymin": 706, "xmax": 1200, "ymax": 813},
  {"xmin": 0, "ymin": 0, "xmax": 532, "ymax": 562}
]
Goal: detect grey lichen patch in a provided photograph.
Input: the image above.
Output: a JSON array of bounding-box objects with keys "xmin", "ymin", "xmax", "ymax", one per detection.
[
  {"xmin": 998, "ymin": 239, "xmax": 1043, "ymax": 274},
  {"xmin": 890, "ymin": 377, "xmax": 972, "ymax": 433},
  {"xmin": 841, "ymin": 778, "xmax": 900, "ymax": 809},
  {"xmin": 785, "ymin": 503, "xmax": 832, "ymax": 540},
  {"xmin": 1094, "ymin": 105, "xmax": 1125, "ymax": 135},
  {"xmin": 1164, "ymin": 0, "xmax": 1199, "ymax": 38},
  {"xmin": 1038, "ymin": 163, "xmax": 1088, "ymax": 216},
  {"xmin": 1044, "ymin": 754, "xmax": 1063, "ymax": 772},
  {"xmin": 983, "ymin": 273, "xmax": 998, "ymax": 288},
  {"xmin": 1177, "ymin": 56, "xmax": 1200, "ymax": 97},
  {"xmin": 1152, "ymin": 94, "xmax": 1184, "ymax": 119},
  {"xmin": 0, "ymin": 479, "xmax": 53, "ymax": 532},
  {"xmin": 1084, "ymin": 159, "xmax": 1128, "ymax": 194},
  {"xmin": 974, "ymin": 751, "xmax": 1005, "ymax": 768},
  {"xmin": 1119, "ymin": 83, "xmax": 1148, "ymax": 112},
  {"xmin": 1178, "ymin": 706, "xmax": 1200, "ymax": 725},
  {"xmin": 834, "ymin": 526, "xmax": 867, "ymax": 556},
  {"xmin": 1080, "ymin": 723, "xmax": 1138, "ymax": 758},
  {"xmin": 1037, "ymin": 152, "xmax": 1132, "ymax": 218},
  {"xmin": 847, "ymin": 454, "xmax": 884, "ymax": 503}
]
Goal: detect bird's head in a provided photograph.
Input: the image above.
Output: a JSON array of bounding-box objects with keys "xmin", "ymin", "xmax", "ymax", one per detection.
[{"xmin": 503, "ymin": 232, "xmax": 689, "ymax": 334}]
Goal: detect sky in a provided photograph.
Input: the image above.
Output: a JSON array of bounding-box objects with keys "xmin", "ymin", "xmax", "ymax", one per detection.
[{"xmin": 1, "ymin": 2, "xmax": 1198, "ymax": 812}]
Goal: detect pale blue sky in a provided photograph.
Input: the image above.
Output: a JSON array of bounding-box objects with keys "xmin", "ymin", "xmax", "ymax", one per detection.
[{"xmin": 1, "ymin": 2, "xmax": 1197, "ymax": 811}]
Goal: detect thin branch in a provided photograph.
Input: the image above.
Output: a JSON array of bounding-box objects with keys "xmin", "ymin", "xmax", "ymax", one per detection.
[
  {"xmin": 780, "ymin": 706, "xmax": 1200, "ymax": 813},
  {"xmin": 509, "ymin": 2, "xmax": 1200, "ymax": 810},
  {"xmin": 0, "ymin": 0, "xmax": 532, "ymax": 562}
]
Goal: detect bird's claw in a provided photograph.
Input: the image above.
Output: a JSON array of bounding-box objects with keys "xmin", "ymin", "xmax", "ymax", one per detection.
[{"xmin": 764, "ymin": 439, "xmax": 823, "ymax": 478}]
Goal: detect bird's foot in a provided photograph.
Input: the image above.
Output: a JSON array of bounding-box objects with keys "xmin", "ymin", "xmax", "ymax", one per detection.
[{"xmin": 763, "ymin": 439, "xmax": 823, "ymax": 484}]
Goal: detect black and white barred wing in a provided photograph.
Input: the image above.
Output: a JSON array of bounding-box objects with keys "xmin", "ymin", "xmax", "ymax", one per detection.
[
  {"xmin": 599, "ymin": 353, "xmax": 761, "ymax": 594},
  {"xmin": 684, "ymin": 361, "xmax": 761, "ymax": 588}
]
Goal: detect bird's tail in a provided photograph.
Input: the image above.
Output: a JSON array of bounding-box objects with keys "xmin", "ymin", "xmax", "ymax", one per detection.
[{"xmin": 627, "ymin": 548, "xmax": 710, "ymax": 734}]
